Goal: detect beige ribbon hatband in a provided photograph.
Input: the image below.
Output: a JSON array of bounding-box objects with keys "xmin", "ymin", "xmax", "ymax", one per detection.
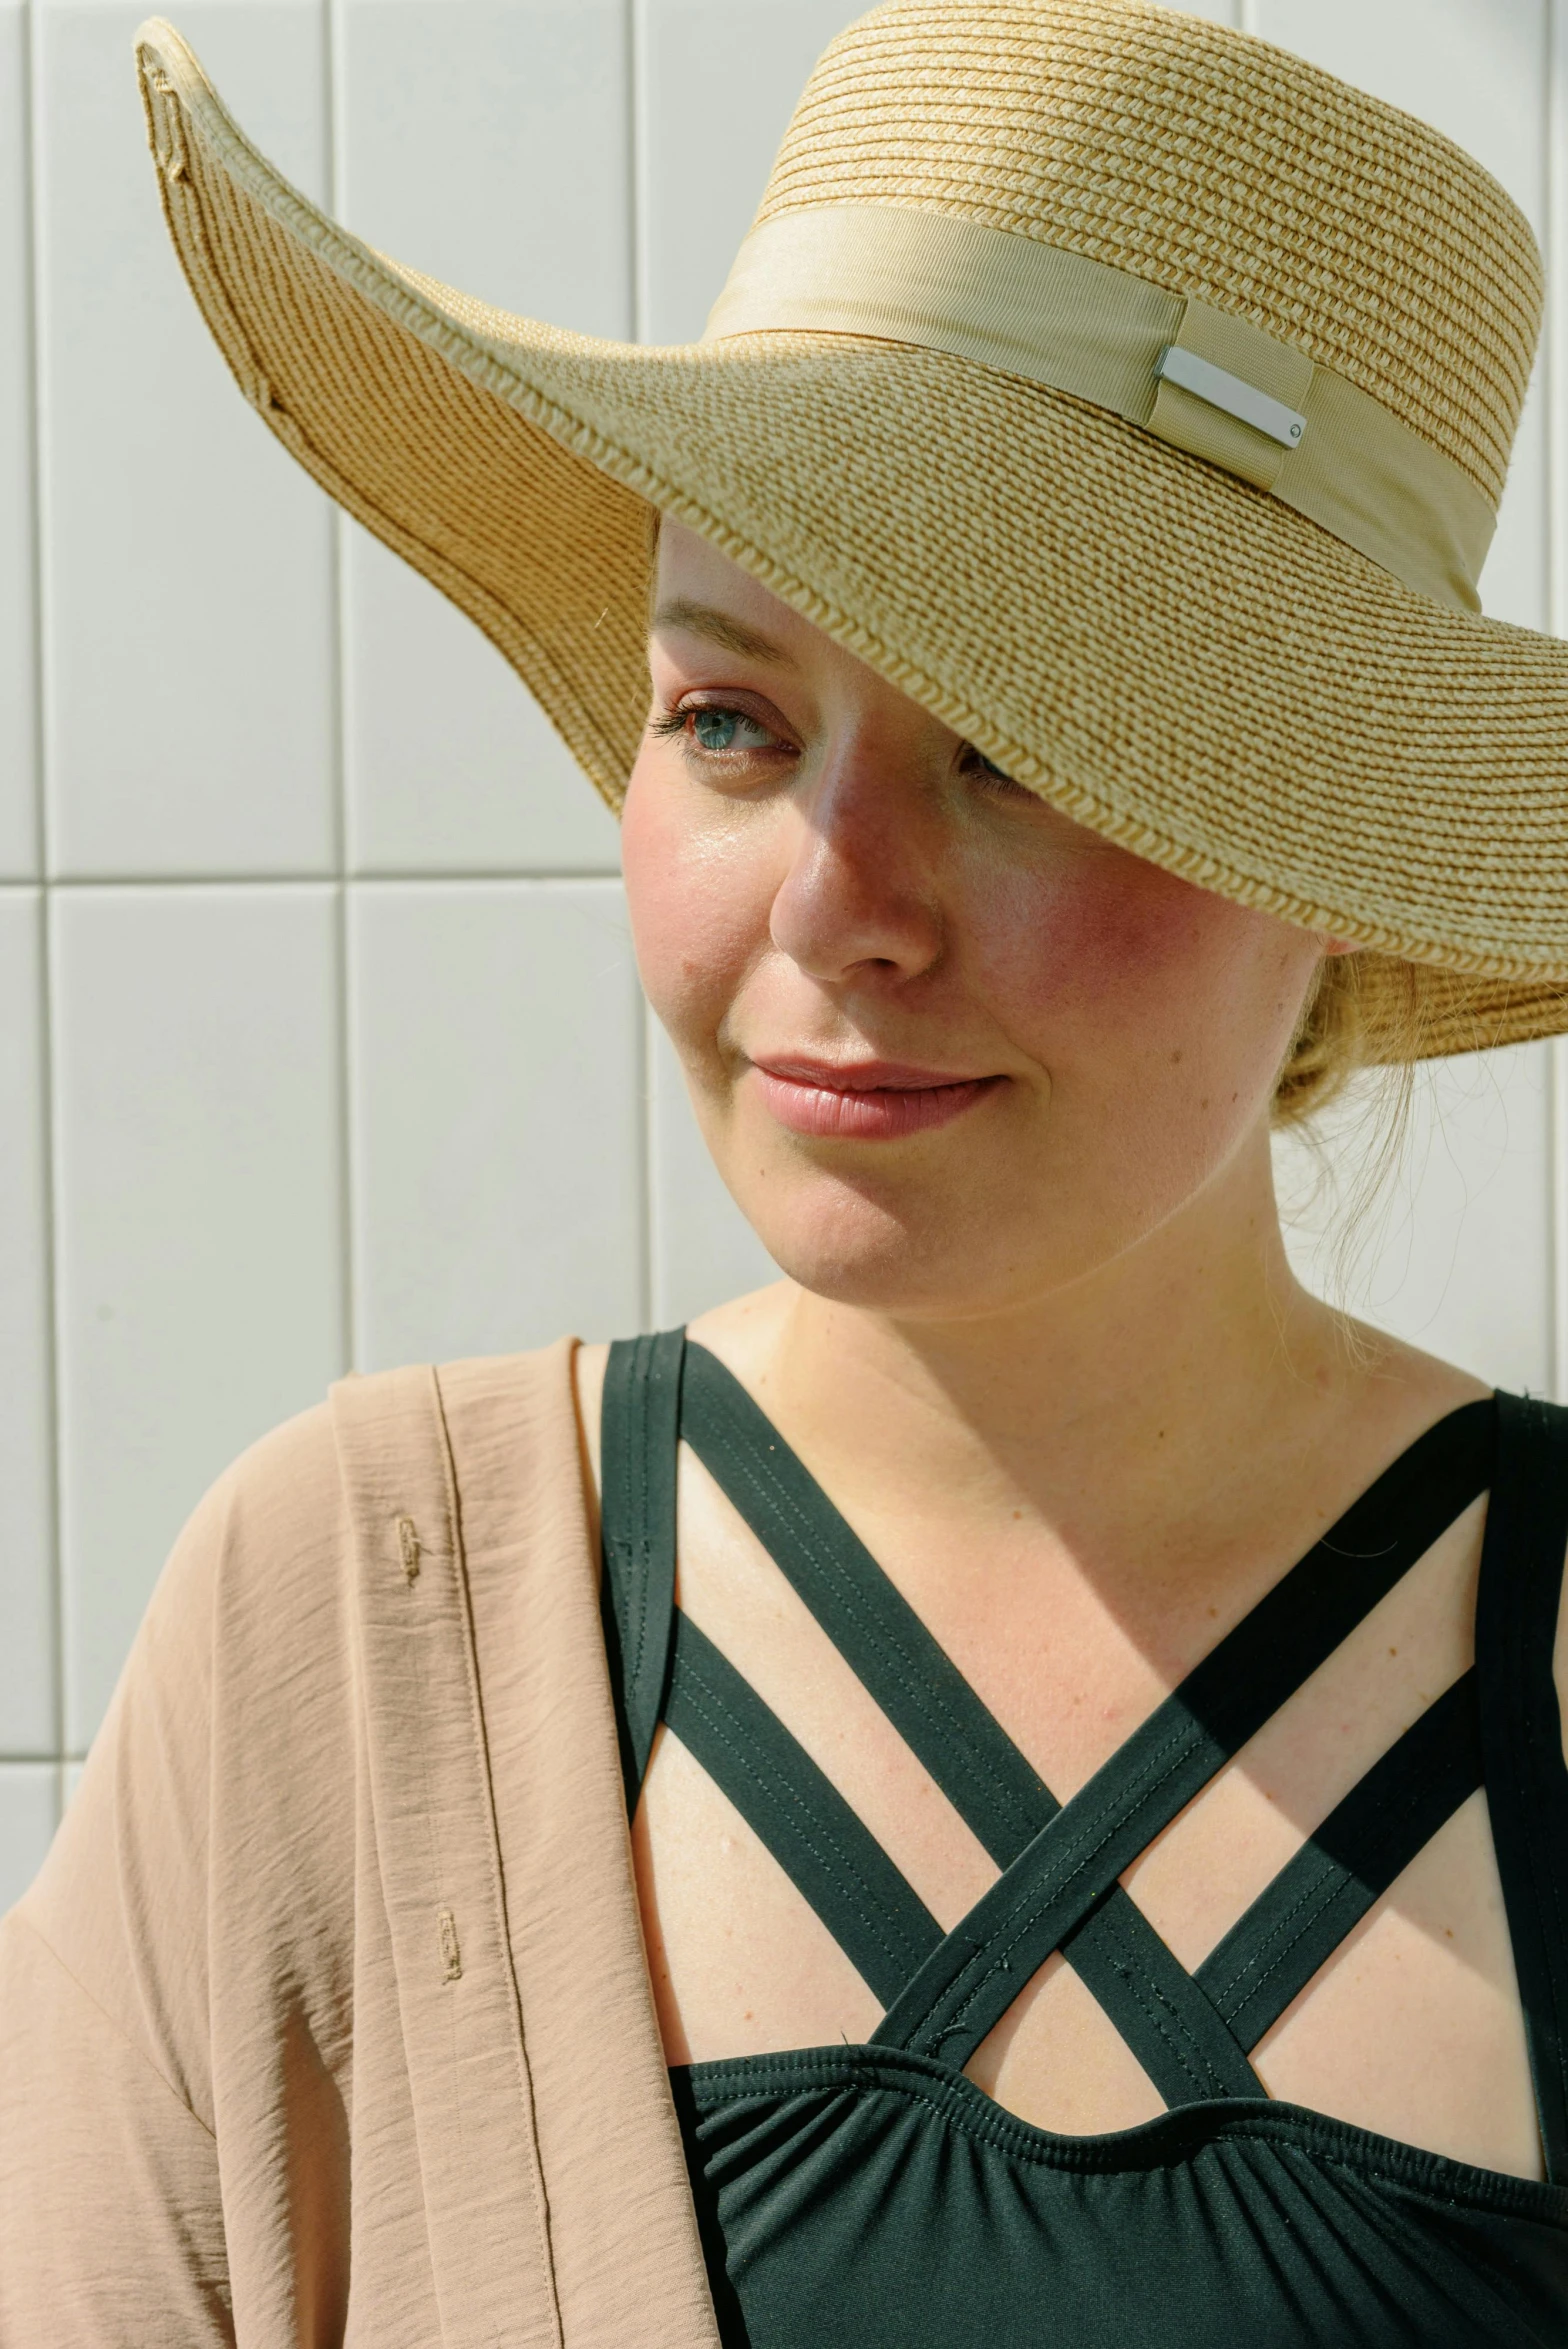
[{"xmin": 705, "ymin": 205, "xmax": 1494, "ymax": 614}]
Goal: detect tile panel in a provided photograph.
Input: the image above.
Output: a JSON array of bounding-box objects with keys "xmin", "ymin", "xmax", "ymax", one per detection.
[
  {"xmin": 34, "ymin": 0, "xmax": 337, "ymax": 877},
  {"xmin": 1276, "ymin": 1042, "xmax": 1555, "ymax": 1396},
  {"xmin": 348, "ymin": 878, "xmax": 644, "ymax": 1367},
  {"xmin": 635, "ymin": 0, "xmax": 868, "ymax": 344},
  {"xmin": 0, "ymin": 896, "xmax": 55, "ymax": 1755},
  {"xmin": 52, "ymin": 884, "xmax": 345, "ymax": 1745}
]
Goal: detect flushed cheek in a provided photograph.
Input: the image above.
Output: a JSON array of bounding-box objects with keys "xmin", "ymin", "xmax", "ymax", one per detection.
[{"xmin": 965, "ymin": 850, "xmax": 1293, "ymax": 1058}]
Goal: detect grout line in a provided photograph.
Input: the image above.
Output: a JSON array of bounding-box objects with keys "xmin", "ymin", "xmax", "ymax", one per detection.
[
  {"xmin": 19, "ymin": 0, "xmax": 43, "ymax": 890},
  {"xmin": 22, "ymin": 0, "xmax": 66, "ymax": 1771},
  {"xmin": 21, "ymin": 868, "xmax": 627, "ymax": 891},
  {"xmin": 38, "ymin": 888, "xmax": 67, "ymax": 1758},
  {"xmin": 323, "ymin": 0, "xmax": 356, "ymax": 1377},
  {"xmin": 16, "ymin": 869, "xmax": 624, "ymax": 892},
  {"xmin": 626, "ymin": 0, "xmax": 646, "ymax": 345}
]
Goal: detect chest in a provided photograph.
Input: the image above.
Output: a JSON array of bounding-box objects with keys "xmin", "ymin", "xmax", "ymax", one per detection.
[{"xmin": 634, "ymin": 1442, "xmax": 1539, "ymax": 2179}]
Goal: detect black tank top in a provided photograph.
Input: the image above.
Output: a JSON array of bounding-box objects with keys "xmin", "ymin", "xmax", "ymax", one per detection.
[{"xmin": 600, "ymin": 1333, "xmax": 1568, "ymax": 2346}]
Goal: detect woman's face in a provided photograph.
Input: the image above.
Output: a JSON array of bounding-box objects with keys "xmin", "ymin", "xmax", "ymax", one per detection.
[{"xmin": 621, "ymin": 522, "xmax": 1332, "ymax": 1319}]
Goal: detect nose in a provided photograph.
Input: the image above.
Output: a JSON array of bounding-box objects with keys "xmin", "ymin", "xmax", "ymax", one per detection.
[{"xmin": 768, "ymin": 740, "xmax": 944, "ymax": 988}]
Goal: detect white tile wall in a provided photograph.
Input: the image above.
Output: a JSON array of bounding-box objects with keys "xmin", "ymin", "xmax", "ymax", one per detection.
[
  {"xmin": 51, "ymin": 885, "xmax": 345, "ymax": 1743},
  {"xmin": 0, "ymin": 1, "xmax": 1563, "ymax": 1868},
  {"xmin": 342, "ymin": 528, "xmax": 624, "ymax": 877},
  {"xmin": 34, "ymin": 0, "xmax": 337, "ymax": 878},
  {"xmin": 348, "ymin": 879, "xmax": 644, "ymax": 1365},
  {"xmin": 1276, "ymin": 1049, "xmax": 1557, "ymax": 1395},
  {"xmin": 1250, "ymin": 0, "xmax": 1558, "ymax": 1352},
  {"xmin": 0, "ymin": 894, "xmax": 57, "ymax": 1756},
  {"xmin": 635, "ymin": 0, "xmax": 869, "ymax": 342},
  {"xmin": 0, "ymin": 1764, "xmax": 59, "ymax": 1911}
]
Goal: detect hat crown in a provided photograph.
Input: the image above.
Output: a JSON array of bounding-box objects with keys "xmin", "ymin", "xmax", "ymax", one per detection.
[{"xmin": 754, "ymin": 0, "xmax": 1541, "ymax": 510}]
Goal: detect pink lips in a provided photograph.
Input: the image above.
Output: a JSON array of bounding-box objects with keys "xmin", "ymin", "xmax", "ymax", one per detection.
[{"xmin": 751, "ymin": 1057, "xmax": 1004, "ymax": 1140}]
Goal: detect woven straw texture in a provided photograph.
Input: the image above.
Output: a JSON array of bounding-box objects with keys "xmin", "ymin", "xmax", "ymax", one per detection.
[{"xmin": 134, "ymin": 0, "xmax": 1568, "ymax": 1059}]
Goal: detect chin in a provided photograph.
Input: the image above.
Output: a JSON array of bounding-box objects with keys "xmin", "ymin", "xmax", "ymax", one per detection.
[{"xmin": 726, "ymin": 1162, "xmax": 1072, "ymax": 1321}]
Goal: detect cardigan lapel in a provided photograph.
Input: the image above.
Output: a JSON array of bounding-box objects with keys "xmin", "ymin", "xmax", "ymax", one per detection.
[
  {"xmin": 331, "ymin": 1362, "xmax": 564, "ymax": 2349},
  {"xmin": 437, "ymin": 1343, "xmax": 721, "ymax": 2349}
]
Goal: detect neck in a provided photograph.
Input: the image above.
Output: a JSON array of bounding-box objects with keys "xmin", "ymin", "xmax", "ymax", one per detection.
[{"xmin": 733, "ymin": 1130, "xmax": 1397, "ymax": 1593}]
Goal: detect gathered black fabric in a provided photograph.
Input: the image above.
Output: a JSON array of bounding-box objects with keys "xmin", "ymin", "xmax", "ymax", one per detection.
[{"xmin": 601, "ymin": 1334, "xmax": 1568, "ymax": 2345}]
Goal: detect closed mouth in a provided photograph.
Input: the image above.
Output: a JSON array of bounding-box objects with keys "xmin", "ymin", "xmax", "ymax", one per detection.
[{"xmin": 749, "ymin": 1059, "xmax": 1006, "ymax": 1140}]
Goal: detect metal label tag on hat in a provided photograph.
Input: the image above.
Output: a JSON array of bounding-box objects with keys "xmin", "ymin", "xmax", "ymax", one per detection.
[{"xmin": 1154, "ymin": 344, "xmax": 1309, "ymax": 451}]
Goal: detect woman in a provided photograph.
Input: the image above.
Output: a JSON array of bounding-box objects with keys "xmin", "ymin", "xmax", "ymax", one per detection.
[{"xmin": 4, "ymin": 0, "xmax": 1568, "ymax": 2341}]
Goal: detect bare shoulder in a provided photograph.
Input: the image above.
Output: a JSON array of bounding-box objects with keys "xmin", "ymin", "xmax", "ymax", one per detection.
[
  {"xmin": 1334, "ymin": 1317, "xmax": 1493, "ymax": 1421},
  {"xmin": 685, "ymin": 1279, "xmax": 796, "ymax": 1385},
  {"xmin": 574, "ymin": 1282, "xmax": 794, "ymax": 1501},
  {"xmin": 1375, "ymin": 1326, "xmax": 1568, "ymax": 1772}
]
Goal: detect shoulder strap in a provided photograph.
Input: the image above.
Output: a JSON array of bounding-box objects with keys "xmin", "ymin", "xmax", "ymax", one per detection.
[
  {"xmin": 1475, "ymin": 1389, "xmax": 1568, "ymax": 2183},
  {"xmin": 600, "ymin": 1331, "xmax": 686, "ymax": 1810},
  {"xmin": 665, "ymin": 1610, "xmax": 945, "ymax": 2008},
  {"xmin": 1196, "ymin": 1668, "xmax": 1483, "ymax": 2050}
]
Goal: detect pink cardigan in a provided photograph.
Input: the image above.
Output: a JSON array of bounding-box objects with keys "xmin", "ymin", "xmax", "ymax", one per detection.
[{"xmin": 0, "ymin": 1344, "xmax": 721, "ymax": 2346}]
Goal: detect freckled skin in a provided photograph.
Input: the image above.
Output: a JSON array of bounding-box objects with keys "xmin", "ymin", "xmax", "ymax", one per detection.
[{"xmin": 622, "ymin": 524, "xmax": 1327, "ymax": 1317}]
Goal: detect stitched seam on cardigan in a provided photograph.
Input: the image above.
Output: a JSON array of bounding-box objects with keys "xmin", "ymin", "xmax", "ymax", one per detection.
[
  {"xmin": 5, "ymin": 1908, "xmax": 219, "ymax": 2141},
  {"xmin": 431, "ymin": 1362, "xmax": 564, "ymax": 2337}
]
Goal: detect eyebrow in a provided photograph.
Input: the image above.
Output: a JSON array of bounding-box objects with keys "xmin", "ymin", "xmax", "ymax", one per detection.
[{"xmin": 649, "ymin": 597, "xmax": 791, "ymax": 664}]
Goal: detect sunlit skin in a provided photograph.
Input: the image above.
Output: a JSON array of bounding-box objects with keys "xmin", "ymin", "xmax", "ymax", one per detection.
[{"xmin": 574, "ymin": 521, "xmax": 1549, "ymax": 2179}]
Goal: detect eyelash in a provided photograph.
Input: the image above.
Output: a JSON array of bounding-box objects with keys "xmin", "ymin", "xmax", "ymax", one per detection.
[
  {"xmin": 651, "ymin": 699, "xmax": 1020, "ymax": 792},
  {"xmin": 649, "ymin": 702, "xmax": 790, "ymax": 767},
  {"xmin": 647, "ymin": 703, "xmax": 758, "ymax": 742}
]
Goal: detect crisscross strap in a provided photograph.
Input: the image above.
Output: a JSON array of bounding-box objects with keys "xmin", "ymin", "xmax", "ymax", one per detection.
[
  {"xmin": 1195, "ymin": 1667, "xmax": 1483, "ymax": 2049},
  {"xmin": 681, "ymin": 1343, "xmax": 1260, "ymax": 2101},
  {"xmin": 683, "ymin": 1344, "xmax": 1492, "ymax": 2089},
  {"xmin": 680, "ymin": 1341, "xmax": 1060, "ymax": 1853},
  {"xmin": 664, "ymin": 1609, "xmax": 945, "ymax": 2009},
  {"xmin": 871, "ymin": 1400, "xmax": 1496, "ymax": 2067},
  {"xmin": 1475, "ymin": 1392, "xmax": 1568, "ymax": 2183},
  {"xmin": 600, "ymin": 1331, "xmax": 684, "ymax": 1806}
]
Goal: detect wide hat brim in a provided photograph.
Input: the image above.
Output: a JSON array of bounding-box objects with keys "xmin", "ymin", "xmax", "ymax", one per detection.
[{"xmin": 137, "ymin": 20, "xmax": 1568, "ymax": 1062}]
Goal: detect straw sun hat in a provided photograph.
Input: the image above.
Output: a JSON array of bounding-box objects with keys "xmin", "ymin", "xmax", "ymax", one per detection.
[{"xmin": 135, "ymin": 0, "xmax": 1568, "ymax": 1062}]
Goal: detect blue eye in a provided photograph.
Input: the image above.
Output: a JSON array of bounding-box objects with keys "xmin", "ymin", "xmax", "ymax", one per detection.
[{"xmin": 691, "ymin": 705, "xmax": 772, "ymax": 752}]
